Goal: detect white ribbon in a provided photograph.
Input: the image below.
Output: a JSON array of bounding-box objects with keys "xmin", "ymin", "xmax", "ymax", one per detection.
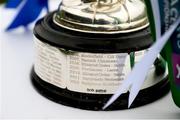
[{"xmin": 103, "ymin": 17, "xmax": 180, "ymax": 110}]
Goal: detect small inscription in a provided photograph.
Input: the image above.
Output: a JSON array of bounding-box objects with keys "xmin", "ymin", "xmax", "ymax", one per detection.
[{"xmin": 34, "ymin": 38, "xmax": 148, "ymax": 94}]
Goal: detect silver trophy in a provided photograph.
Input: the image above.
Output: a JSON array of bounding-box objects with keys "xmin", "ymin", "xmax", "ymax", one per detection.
[
  {"xmin": 54, "ymin": 0, "xmax": 149, "ymax": 33},
  {"xmin": 32, "ymin": 0, "xmax": 169, "ymax": 111}
]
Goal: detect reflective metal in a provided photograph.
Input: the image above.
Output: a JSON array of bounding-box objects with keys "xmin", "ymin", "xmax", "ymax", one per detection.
[{"xmin": 53, "ymin": 0, "xmax": 149, "ymax": 34}]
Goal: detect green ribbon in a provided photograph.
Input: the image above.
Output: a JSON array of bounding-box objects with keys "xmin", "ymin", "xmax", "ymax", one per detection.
[{"xmin": 145, "ymin": 0, "xmax": 180, "ymax": 108}]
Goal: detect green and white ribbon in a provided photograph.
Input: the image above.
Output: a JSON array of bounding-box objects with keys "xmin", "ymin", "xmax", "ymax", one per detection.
[{"xmin": 103, "ymin": 0, "xmax": 180, "ymax": 109}]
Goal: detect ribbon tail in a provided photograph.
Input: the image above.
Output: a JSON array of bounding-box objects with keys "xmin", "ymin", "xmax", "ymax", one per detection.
[
  {"xmin": 5, "ymin": 0, "xmax": 22, "ymax": 8},
  {"xmin": 128, "ymin": 17, "xmax": 180, "ymax": 108},
  {"xmin": 6, "ymin": 0, "xmax": 45, "ymax": 31},
  {"xmin": 103, "ymin": 79, "xmax": 132, "ymax": 110},
  {"xmin": 103, "ymin": 17, "xmax": 180, "ymax": 110}
]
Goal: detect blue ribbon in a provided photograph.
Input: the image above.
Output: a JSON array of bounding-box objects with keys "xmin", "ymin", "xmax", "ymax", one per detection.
[
  {"xmin": 6, "ymin": 0, "xmax": 48, "ymax": 31},
  {"xmin": 6, "ymin": 0, "xmax": 22, "ymax": 8}
]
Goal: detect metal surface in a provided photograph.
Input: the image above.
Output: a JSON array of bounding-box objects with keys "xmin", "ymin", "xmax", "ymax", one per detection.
[{"xmin": 53, "ymin": 0, "xmax": 149, "ymax": 34}]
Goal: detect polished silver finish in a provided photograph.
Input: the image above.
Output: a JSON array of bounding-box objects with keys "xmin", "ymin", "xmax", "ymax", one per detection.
[{"xmin": 53, "ymin": 0, "xmax": 149, "ymax": 34}]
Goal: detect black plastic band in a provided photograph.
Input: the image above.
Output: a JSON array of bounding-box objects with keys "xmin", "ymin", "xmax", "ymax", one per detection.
[
  {"xmin": 34, "ymin": 12, "xmax": 153, "ymax": 53},
  {"xmin": 31, "ymin": 68, "xmax": 170, "ymax": 111}
]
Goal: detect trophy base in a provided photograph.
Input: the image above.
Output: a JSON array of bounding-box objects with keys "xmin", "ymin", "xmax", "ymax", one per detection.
[{"xmin": 31, "ymin": 68, "xmax": 170, "ymax": 111}]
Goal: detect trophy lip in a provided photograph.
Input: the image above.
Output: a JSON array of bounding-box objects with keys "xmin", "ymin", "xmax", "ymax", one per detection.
[{"xmin": 34, "ymin": 12, "xmax": 153, "ymax": 53}]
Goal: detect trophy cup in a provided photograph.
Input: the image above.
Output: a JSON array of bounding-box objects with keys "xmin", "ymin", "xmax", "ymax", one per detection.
[{"xmin": 31, "ymin": 0, "xmax": 169, "ymax": 110}]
